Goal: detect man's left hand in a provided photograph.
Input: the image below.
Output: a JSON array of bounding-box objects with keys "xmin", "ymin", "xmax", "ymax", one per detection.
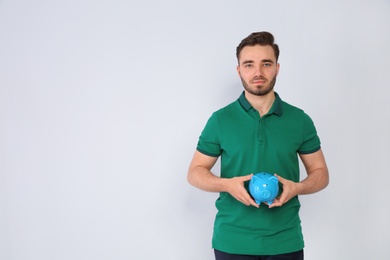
[{"xmin": 268, "ymin": 174, "xmax": 302, "ymax": 208}]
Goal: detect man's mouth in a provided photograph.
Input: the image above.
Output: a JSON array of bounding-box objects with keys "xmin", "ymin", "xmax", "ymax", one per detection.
[{"xmin": 251, "ymin": 78, "xmax": 266, "ymax": 84}]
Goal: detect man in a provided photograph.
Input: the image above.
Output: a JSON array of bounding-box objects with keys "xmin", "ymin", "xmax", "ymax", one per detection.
[{"xmin": 187, "ymin": 32, "xmax": 329, "ymax": 260}]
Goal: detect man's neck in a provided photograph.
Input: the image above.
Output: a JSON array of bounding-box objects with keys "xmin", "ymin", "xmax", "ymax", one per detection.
[{"xmin": 244, "ymin": 90, "xmax": 276, "ymax": 116}]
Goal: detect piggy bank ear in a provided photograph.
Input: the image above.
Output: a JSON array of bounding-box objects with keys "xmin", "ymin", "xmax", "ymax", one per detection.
[{"xmin": 269, "ymin": 176, "xmax": 278, "ymax": 183}]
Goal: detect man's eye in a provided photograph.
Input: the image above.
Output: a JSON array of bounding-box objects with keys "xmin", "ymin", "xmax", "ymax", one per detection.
[
  {"xmin": 264, "ymin": 63, "xmax": 271, "ymax": 67},
  {"xmin": 245, "ymin": 64, "xmax": 253, "ymax": 68}
]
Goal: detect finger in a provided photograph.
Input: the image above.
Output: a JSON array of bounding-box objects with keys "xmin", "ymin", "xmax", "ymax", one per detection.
[
  {"xmin": 240, "ymin": 200, "xmax": 250, "ymax": 206},
  {"xmin": 241, "ymin": 191, "xmax": 259, "ymax": 208},
  {"xmin": 248, "ymin": 197, "xmax": 260, "ymax": 208},
  {"xmin": 269, "ymin": 198, "xmax": 283, "ymax": 208},
  {"xmin": 243, "ymin": 198, "xmax": 259, "ymax": 208},
  {"xmin": 274, "ymin": 173, "xmax": 285, "ymax": 183},
  {"xmin": 235, "ymin": 194, "xmax": 248, "ymax": 205},
  {"xmin": 269, "ymin": 192, "xmax": 288, "ymax": 208},
  {"xmin": 241, "ymin": 174, "xmax": 253, "ymax": 181},
  {"xmin": 235, "ymin": 191, "xmax": 250, "ymax": 205}
]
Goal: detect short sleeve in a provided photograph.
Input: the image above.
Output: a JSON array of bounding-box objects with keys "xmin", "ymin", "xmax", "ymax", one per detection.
[
  {"xmin": 297, "ymin": 113, "xmax": 321, "ymax": 154},
  {"xmin": 196, "ymin": 112, "xmax": 221, "ymax": 157}
]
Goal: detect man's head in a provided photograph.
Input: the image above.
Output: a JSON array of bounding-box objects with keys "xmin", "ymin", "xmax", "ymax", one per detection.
[
  {"xmin": 236, "ymin": 32, "xmax": 279, "ymax": 63},
  {"xmin": 236, "ymin": 32, "xmax": 280, "ymax": 96}
]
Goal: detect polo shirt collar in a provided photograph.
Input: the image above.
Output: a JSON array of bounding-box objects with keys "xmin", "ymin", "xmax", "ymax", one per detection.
[{"xmin": 238, "ymin": 91, "xmax": 283, "ymax": 116}]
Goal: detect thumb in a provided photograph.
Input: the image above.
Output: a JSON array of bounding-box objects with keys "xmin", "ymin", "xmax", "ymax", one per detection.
[
  {"xmin": 242, "ymin": 173, "xmax": 253, "ymax": 181},
  {"xmin": 274, "ymin": 173, "xmax": 285, "ymax": 183}
]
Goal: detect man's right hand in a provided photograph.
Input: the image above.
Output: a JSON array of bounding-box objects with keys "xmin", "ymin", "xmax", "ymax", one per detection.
[{"xmin": 224, "ymin": 174, "xmax": 259, "ymax": 208}]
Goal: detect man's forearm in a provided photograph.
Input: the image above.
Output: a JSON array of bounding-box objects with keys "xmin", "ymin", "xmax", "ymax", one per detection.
[
  {"xmin": 298, "ymin": 168, "xmax": 329, "ymax": 195},
  {"xmin": 187, "ymin": 166, "xmax": 228, "ymax": 193}
]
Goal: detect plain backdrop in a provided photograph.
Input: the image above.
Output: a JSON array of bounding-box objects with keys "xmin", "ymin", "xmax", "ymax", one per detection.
[{"xmin": 1, "ymin": 0, "xmax": 390, "ymax": 259}]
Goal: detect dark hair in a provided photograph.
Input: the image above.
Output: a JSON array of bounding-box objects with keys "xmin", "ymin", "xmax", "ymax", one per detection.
[{"xmin": 236, "ymin": 31, "xmax": 280, "ymax": 63}]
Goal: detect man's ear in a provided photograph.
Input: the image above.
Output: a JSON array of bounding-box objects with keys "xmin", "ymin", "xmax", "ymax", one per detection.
[{"xmin": 236, "ymin": 65, "xmax": 241, "ymax": 76}]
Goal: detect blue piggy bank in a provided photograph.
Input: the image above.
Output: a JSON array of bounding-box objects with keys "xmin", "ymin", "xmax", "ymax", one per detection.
[{"xmin": 249, "ymin": 172, "xmax": 279, "ymax": 205}]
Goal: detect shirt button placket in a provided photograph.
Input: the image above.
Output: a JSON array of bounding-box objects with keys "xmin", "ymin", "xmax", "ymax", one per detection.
[{"xmin": 258, "ymin": 117, "xmax": 265, "ymax": 145}]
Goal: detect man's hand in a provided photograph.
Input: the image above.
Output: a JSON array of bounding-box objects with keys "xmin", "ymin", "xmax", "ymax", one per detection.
[
  {"xmin": 224, "ymin": 174, "xmax": 259, "ymax": 208},
  {"xmin": 269, "ymin": 174, "xmax": 302, "ymax": 208},
  {"xmin": 269, "ymin": 150, "xmax": 329, "ymax": 208}
]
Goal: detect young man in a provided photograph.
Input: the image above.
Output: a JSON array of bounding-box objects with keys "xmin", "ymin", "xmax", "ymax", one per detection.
[{"xmin": 187, "ymin": 32, "xmax": 329, "ymax": 260}]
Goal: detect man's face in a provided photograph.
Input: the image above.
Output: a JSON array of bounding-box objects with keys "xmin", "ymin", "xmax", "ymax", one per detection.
[{"xmin": 237, "ymin": 45, "xmax": 280, "ymax": 96}]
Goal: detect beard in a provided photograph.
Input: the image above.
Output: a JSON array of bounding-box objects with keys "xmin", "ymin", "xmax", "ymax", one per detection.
[{"xmin": 240, "ymin": 75, "xmax": 277, "ymax": 96}]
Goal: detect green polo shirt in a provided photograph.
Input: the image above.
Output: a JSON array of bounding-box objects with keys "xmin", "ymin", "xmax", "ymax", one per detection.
[{"xmin": 197, "ymin": 91, "xmax": 321, "ymax": 255}]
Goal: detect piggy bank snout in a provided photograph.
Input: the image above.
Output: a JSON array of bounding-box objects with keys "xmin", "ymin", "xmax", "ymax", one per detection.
[{"xmin": 260, "ymin": 189, "xmax": 271, "ymax": 199}]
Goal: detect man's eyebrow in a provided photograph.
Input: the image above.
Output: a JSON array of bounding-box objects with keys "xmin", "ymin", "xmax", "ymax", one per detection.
[
  {"xmin": 241, "ymin": 60, "xmax": 254, "ymax": 65},
  {"xmin": 241, "ymin": 59, "xmax": 275, "ymax": 65},
  {"xmin": 262, "ymin": 59, "xmax": 275, "ymax": 63}
]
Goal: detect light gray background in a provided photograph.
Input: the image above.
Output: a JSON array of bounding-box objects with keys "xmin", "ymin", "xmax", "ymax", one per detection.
[{"xmin": 1, "ymin": 0, "xmax": 389, "ymax": 259}]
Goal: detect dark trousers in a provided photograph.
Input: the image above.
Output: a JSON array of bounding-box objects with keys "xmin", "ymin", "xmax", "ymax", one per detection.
[{"xmin": 214, "ymin": 249, "xmax": 304, "ymax": 260}]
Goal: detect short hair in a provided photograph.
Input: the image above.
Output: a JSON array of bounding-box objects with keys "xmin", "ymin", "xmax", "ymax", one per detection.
[{"xmin": 236, "ymin": 31, "xmax": 280, "ymax": 63}]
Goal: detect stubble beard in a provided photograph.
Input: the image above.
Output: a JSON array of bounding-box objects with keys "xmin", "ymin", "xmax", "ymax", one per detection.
[{"xmin": 241, "ymin": 75, "xmax": 277, "ymax": 96}]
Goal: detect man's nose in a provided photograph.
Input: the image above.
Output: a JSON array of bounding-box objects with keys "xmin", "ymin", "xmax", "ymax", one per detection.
[{"xmin": 254, "ymin": 65, "xmax": 264, "ymax": 76}]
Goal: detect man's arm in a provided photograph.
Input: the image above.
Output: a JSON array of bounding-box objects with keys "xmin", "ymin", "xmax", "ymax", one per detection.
[
  {"xmin": 298, "ymin": 148, "xmax": 329, "ymax": 194},
  {"xmin": 269, "ymin": 149, "xmax": 329, "ymax": 208},
  {"xmin": 187, "ymin": 150, "xmax": 259, "ymax": 207}
]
